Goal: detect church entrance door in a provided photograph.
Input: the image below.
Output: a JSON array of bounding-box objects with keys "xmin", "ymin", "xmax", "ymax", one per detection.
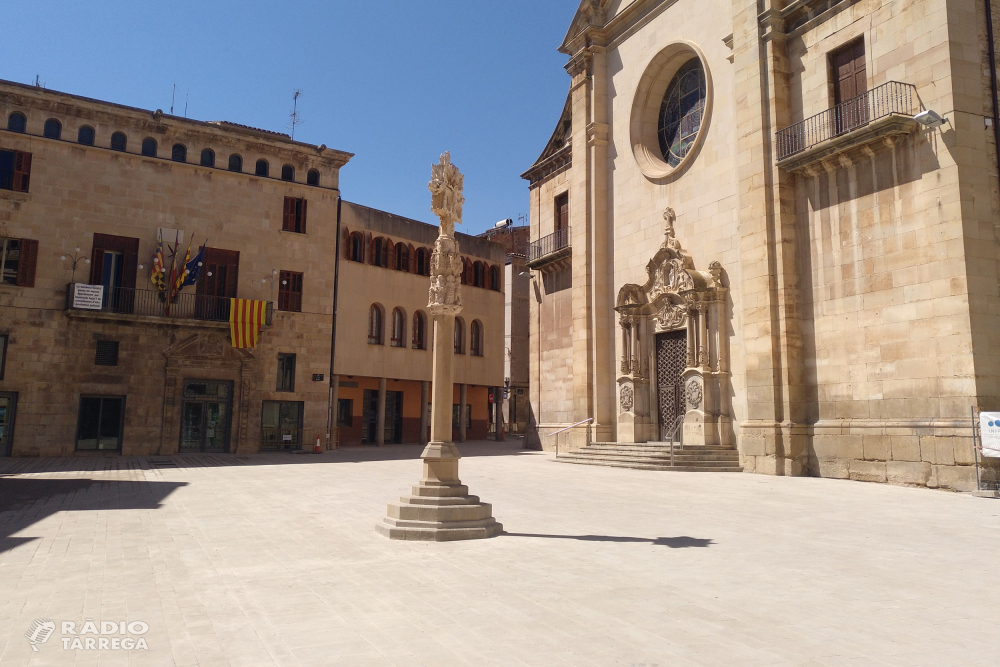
[{"xmin": 656, "ymin": 331, "xmax": 687, "ymax": 441}]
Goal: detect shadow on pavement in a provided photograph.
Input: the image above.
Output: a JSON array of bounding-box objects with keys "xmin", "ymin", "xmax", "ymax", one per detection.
[
  {"xmin": 0, "ymin": 440, "xmax": 536, "ymax": 474},
  {"xmin": 0, "ymin": 477, "xmax": 187, "ymax": 554},
  {"xmin": 504, "ymin": 533, "xmax": 714, "ymax": 548}
]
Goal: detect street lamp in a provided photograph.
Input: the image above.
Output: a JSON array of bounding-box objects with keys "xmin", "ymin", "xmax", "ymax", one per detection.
[{"xmin": 60, "ymin": 247, "xmax": 90, "ymax": 283}]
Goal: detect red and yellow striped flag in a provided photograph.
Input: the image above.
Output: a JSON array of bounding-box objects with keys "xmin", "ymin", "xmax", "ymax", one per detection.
[{"xmin": 229, "ymin": 299, "xmax": 267, "ymax": 349}]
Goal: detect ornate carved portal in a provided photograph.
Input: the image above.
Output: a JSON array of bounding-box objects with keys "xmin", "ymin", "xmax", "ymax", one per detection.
[{"xmin": 615, "ymin": 208, "xmax": 731, "ymax": 446}]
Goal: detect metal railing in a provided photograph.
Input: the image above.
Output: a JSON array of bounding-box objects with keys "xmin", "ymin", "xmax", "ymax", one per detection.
[
  {"xmin": 548, "ymin": 417, "xmax": 593, "ymax": 457},
  {"xmin": 65, "ymin": 283, "xmax": 273, "ymax": 325},
  {"xmin": 261, "ymin": 428, "xmax": 306, "ymax": 450},
  {"xmin": 775, "ymin": 81, "xmax": 917, "ymax": 161},
  {"xmin": 529, "ymin": 227, "xmax": 571, "ymax": 263},
  {"xmin": 663, "ymin": 415, "xmax": 686, "ymax": 467}
]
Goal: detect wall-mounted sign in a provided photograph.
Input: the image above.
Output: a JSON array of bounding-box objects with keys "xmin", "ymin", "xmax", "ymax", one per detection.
[
  {"xmin": 312, "ymin": 374, "xmax": 324, "ymax": 382},
  {"xmin": 72, "ymin": 284, "xmax": 104, "ymax": 310},
  {"xmin": 979, "ymin": 412, "xmax": 1000, "ymax": 458}
]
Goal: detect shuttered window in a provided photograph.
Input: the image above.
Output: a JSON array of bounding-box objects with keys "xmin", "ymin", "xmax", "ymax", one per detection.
[
  {"xmin": 282, "ymin": 197, "xmax": 307, "ymax": 234},
  {"xmin": 0, "ymin": 237, "xmax": 38, "ymax": 287},
  {"xmin": 89, "ymin": 234, "xmax": 139, "ymax": 290},
  {"xmin": 0, "ymin": 149, "xmax": 31, "ymax": 193},
  {"xmin": 278, "ymin": 271, "xmax": 303, "ymax": 312}
]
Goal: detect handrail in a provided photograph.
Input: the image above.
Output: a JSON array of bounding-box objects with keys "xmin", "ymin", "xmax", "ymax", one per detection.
[
  {"xmin": 547, "ymin": 417, "xmax": 594, "ymax": 437},
  {"xmin": 664, "ymin": 414, "xmax": 685, "ymax": 467},
  {"xmin": 775, "ymin": 81, "xmax": 917, "ymax": 161}
]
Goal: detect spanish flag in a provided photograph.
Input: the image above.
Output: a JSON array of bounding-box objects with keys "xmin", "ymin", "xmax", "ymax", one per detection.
[{"xmin": 229, "ymin": 299, "xmax": 267, "ymax": 349}]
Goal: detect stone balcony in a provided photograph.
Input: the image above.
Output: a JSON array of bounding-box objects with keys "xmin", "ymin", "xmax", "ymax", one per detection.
[{"xmin": 527, "ymin": 227, "xmax": 571, "ymax": 270}]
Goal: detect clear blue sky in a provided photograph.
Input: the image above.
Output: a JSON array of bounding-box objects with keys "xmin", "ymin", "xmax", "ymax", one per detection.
[{"xmin": 2, "ymin": 1, "xmax": 579, "ymax": 235}]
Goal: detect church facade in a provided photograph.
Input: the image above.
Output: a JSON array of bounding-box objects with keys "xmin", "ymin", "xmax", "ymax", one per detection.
[{"xmin": 523, "ymin": 0, "xmax": 1000, "ymax": 490}]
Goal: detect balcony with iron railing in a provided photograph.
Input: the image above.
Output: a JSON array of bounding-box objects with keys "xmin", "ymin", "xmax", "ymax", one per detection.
[
  {"xmin": 65, "ymin": 283, "xmax": 274, "ymax": 327},
  {"xmin": 775, "ymin": 81, "xmax": 919, "ymax": 171},
  {"xmin": 528, "ymin": 226, "xmax": 571, "ymax": 267}
]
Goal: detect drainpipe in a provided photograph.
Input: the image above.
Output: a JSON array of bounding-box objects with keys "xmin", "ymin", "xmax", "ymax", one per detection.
[
  {"xmin": 326, "ymin": 195, "xmax": 343, "ymax": 447},
  {"xmin": 986, "ymin": 0, "xmax": 1000, "ymax": 190}
]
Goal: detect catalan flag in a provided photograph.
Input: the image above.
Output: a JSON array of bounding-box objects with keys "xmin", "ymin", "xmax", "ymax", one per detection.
[
  {"xmin": 229, "ymin": 298, "xmax": 267, "ymax": 349},
  {"xmin": 151, "ymin": 231, "xmax": 167, "ymax": 292}
]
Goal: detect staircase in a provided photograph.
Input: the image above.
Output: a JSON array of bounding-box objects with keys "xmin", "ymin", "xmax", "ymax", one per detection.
[{"xmin": 556, "ymin": 441, "xmax": 743, "ymax": 472}]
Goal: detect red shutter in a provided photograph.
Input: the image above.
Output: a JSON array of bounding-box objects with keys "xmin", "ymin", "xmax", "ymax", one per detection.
[
  {"xmin": 282, "ymin": 197, "xmax": 295, "ymax": 232},
  {"xmin": 387, "ymin": 240, "xmax": 395, "ymax": 269},
  {"xmin": 408, "ymin": 244, "xmax": 416, "ymax": 273},
  {"xmin": 299, "ymin": 198, "xmax": 307, "ymax": 234},
  {"xmin": 16, "ymin": 239, "xmax": 38, "ymax": 287},
  {"xmin": 227, "ymin": 250, "xmax": 240, "ymax": 298},
  {"xmin": 13, "ymin": 151, "xmax": 31, "ymax": 193},
  {"xmin": 122, "ymin": 237, "xmax": 139, "ymax": 288},
  {"xmin": 89, "ymin": 247, "xmax": 105, "ymax": 285}
]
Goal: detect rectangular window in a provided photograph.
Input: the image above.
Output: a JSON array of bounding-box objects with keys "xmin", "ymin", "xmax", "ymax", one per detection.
[
  {"xmin": 0, "ymin": 149, "xmax": 31, "ymax": 193},
  {"xmin": 261, "ymin": 400, "xmax": 304, "ymax": 448},
  {"xmin": 0, "ymin": 334, "xmax": 7, "ymax": 380},
  {"xmin": 90, "ymin": 234, "xmax": 140, "ymax": 311},
  {"xmin": 276, "ymin": 353, "xmax": 296, "ymax": 392},
  {"xmin": 554, "ymin": 192, "xmax": 569, "ymax": 233},
  {"xmin": 337, "ymin": 398, "xmax": 353, "ymax": 427},
  {"xmin": 0, "ymin": 237, "xmax": 38, "ymax": 287},
  {"xmin": 76, "ymin": 396, "xmax": 125, "ymax": 451},
  {"xmin": 830, "ymin": 38, "xmax": 867, "ymax": 105},
  {"xmin": 282, "ymin": 197, "xmax": 307, "ymax": 234},
  {"xmin": 278, "ymin": 270, "xmax": 303, "ymax": 312},
  {"xmin": 95, "ymin": 341, "xmax": 119, "ymax": 366}
]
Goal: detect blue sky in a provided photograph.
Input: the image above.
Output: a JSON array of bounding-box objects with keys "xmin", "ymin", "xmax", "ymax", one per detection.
[{"xmin": 2, "ymin": 1, "xmax": 580, "ymax": 235}]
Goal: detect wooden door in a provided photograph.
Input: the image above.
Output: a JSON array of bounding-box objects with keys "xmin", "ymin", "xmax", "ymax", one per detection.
[
  {"xmin": 196, "ymin": 248, "xmax": 239, "ymax": 320},
  {"xmin": 831, "ymin": 39, "xmax": 868, "ymax": 134}
]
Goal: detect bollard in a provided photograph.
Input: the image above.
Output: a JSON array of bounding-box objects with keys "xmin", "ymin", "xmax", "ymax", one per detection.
[{"xmin": 314, "ymin": 438, "xmax": 322, "ymax": 454}]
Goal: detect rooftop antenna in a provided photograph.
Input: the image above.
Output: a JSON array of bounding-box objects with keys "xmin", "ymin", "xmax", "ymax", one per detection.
[
  {"xmin": 289, "ymin": 89, "xmax": 304, "ymax": 140},
  {"xmin": 34, "ymin": 75, "xmax": 43, "ymax": 88},
  {"xmin": 517, "ymin": 213, "xmax": 527, "ymax": 226},
  {"xmin": 170, "ymin": 84, "xmax": 176, "ymax": 115},
  {"xmin": 184, "ymin": 89, "xmax": 189, "ymax": 118}
]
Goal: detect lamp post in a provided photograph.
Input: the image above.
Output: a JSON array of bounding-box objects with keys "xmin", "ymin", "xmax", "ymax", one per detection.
[
  {"xmin": 60, "ymin": 247, "xmax": 90, "ymax": 283},
  {"xmin": 376, "ymin": 152, "xmax": 502, "ymax": 541}
]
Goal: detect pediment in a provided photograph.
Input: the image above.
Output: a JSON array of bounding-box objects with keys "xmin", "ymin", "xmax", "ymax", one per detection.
[
  {"xmin": 560, "ymin": 0, "xmax": 611, "ymax": 53},
  {"xmin": 163, "ymin": 332, "xmax": 254, "ymax": 361}
]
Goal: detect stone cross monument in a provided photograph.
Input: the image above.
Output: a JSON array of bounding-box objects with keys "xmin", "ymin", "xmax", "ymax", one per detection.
[{"xmin": 376, "ymin": 152, "xmax": 502, "ymax": 541}]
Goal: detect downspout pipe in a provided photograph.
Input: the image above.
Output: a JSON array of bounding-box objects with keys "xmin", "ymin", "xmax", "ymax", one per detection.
[
  {"xmin": 986, "ymin": 0, "xmax": 1000, "ymax": 189},
  {"xmin": 327, "ymin": 195, "xmax": 343, "ymax": 446}
]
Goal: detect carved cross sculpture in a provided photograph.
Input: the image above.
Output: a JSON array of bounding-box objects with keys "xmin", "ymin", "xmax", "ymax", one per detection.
[{"xmin": 427, "ymin": 152, "xmax": 465, "ymax": 316}]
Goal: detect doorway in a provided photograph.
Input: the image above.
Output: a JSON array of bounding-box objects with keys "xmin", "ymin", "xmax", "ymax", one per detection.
[
  {"xmin": 656, "ymin": 331, "xmax": 687, "ymax": 441},
  {"xmin": 76, "ymin": 396, "xmax": 125, "ymax": 451},
  {"xmin": 362, "ymin": 389, "xmax": 403, "ymax": 444},
  {"xmin": 0, "ymin": 392, "xmax": 16, "ymax": 456},
  {"xmin": 179, "ymin": 380, "xmax": 232, "ymax": 453}
]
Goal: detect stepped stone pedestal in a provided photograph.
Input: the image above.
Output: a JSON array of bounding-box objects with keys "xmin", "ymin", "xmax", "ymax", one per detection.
[{"xmin": 376, "ymin": 442, "xmax": 502, "ymax": 541}]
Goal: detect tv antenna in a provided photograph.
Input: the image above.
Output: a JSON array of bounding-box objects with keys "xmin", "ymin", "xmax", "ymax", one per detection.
[
  {"xmin": 289, "ymin": 89, "xmax": 304, "ymax": 140},
  {"xmin": 171, "ymin": 83, "xmax": 176, "ymax": 115}
]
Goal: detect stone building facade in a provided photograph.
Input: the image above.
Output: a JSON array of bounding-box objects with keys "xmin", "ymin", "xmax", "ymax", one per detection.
[
  {"xmin": 0, "ymin": 80, "xmax": 504, "ymax": 457},
  {"xmin": 522, "ymin": 0, "xmax": 1000, "ymax": 490}
]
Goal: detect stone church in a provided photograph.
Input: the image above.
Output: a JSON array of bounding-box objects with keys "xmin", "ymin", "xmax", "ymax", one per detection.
[{"xmin": 523, "ymin": 0, "xmax": 1000, "ymax": 490}]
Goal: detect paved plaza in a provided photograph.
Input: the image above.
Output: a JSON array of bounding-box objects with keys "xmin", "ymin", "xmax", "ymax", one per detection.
[{"xmin": 0, "ymin": 440, "xmax": 997, "ymax": 667}]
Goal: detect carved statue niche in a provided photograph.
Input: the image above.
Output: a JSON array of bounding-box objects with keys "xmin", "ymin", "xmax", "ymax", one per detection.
[{"xmin": 613, "ymin": 207, "xmax": 731, "ymax": 446}]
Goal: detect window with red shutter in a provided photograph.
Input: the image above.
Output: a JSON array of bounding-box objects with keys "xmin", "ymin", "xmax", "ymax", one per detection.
[
  {"xmin": 0, "ymin": 149, "xmax": 31, "ymax": 193},
  {"xmin": 278, "ymin": 270, "xmax": 303, "ymax": 312},
  {"xmin": 16, "ymin": 239, "xmax": 38, "ymax": 287},
  {"xmin": 0, "ymin": 238, "xmax": 32, "ymax": 286},
  {"xmin": 282, "ymin": 197, "xmax": 307, "ymax": 233}
]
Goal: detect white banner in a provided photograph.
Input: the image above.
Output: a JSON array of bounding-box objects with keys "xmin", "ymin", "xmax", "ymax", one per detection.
[
  {"xmin": 979, "ymin": 412, "xmax": 1000, "ymax": 458},
  {"xmin": 72, "ymin": 284, "xmax": 103, "ymax": 310}
]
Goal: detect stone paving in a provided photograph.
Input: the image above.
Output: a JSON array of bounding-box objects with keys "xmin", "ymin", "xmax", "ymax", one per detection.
[{"xmin": 0, "ymin": 439, "xmax": 997, "ymax": 667}]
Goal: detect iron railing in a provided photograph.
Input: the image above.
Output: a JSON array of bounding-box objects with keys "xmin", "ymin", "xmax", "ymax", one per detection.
[
  {"xmin": 65, "ymin": 283, "xmax": 273, "ymax": 325},
  {"xmin": 775, "ymin": 81, "xmax": 917, "ymax": 161},
  {"xmin": 529, "ymin": 227, "xmax": 571, "ymax": 263},
  {"xmin": 260, "ymin": 428, "xmax": 305, "ymax": 450}
]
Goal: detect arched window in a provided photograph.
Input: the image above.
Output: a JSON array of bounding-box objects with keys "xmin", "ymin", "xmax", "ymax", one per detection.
[
  {"xmin": 658, "ymin": 58, "xmax": 707, "ymax": 167},
  {"xmin": 110, "ymin": 132, "xmax": 127, "ymax": 152},
  {"xmin": 473, "ymin": 261, "xmax": 485, "ymax": 288},
  {"xmin": 390, "ymin": 308, "xmax": 406, "ymax": 347},
  {"xmin": 460, "ymin": 259, "xmax": 468, "ymax": 285},
  {"xmin": 255, "ymin": 159, "xmax": 269, "ymax": 177},
  {"xmin": 454, "ymin": 317, "xmax": 465, "ymax": 355},
  {"xmin": 281, "ymin": 164, "xmax": 294, "ymax": 181},
  {"xmin": 470, "ymin": 320, "xmax": 483, "ymax": 357},
  {"xmin": 350, "ymin": 232, "xmax": 364, "ymax": 262},
  {"xmin": 416, "ymin": 248, "xmax": 428, "ymax": 276},
  {"xmin": 141, "ymin": 137, "xmax": 157, "ymax": 157},
  {"xmin": 43, "ymin": 118, "xmax": 62, "ymax": 140},
  {"xmin": 368, "ymin": 305, "xmax": 383, "ymax": 345},
  {"xmin": 307, "ymin": 169, "xmax": 320, "ymax": 186},
  {"xmin": 490, "ymin": 265, "xmax": 501, "ymax": 291},
  {"xmin": 77, "ymin": 126, "xmax": 95, "ymax": 146},
  {"xmin": 412, "ymin": 311, "xmax": 426, "ymax": 349},
  {"xmin": 7, "ymin": 112, "xmax": 26, "ymax": 133},
  {"xmin": 171, "ymin": 143, "xmax": 187, "ymax": 162},
  {"xmin": 395, "ymin": 244, "xmax": 409, "ymax": 271},
  {"xmin": 373, "ymin": 237, "xmax": 387, "ymax": 267},
  {"xmin": 228, "ymin": 154, "xmax": 242, "ymax": 172},
  {"xmin": 200, "ymin": 148, "xmax": 215, "ymax": 167}
]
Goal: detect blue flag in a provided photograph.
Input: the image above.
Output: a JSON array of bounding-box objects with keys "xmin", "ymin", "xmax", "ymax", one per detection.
[{"xmin": 180, "ymin": 242, "xmax": 206, "ymax": 288}]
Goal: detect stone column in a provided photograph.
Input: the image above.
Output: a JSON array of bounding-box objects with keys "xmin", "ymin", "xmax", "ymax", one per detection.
[
  {"xmin": 376, "ymin": 377, "xmax": 386, "ymax": 446},
  {"xmin": 330, "ymin": 374, "xmax": 340, "ymax": 449},
  {"xmin": 458, "ymin": 383, "xmax": 467, "ymax": 442},
  {"xmin": 377, "ymin": 152, "xmax": 501, "ymax": 541},
  {"xmin": 419, "ymin": 380, "xmax": 430, "ymax": 445}
]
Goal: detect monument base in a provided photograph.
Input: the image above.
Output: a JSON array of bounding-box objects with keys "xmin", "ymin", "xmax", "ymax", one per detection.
[{"xmin": 376, "ymin": 441, "xmax": 503, "ymax": 541}]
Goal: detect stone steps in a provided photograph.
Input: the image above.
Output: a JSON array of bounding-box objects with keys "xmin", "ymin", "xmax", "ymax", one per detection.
[{"xmin": 556, "ymin": 441, "xmax": 743, "ymax": 473}]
